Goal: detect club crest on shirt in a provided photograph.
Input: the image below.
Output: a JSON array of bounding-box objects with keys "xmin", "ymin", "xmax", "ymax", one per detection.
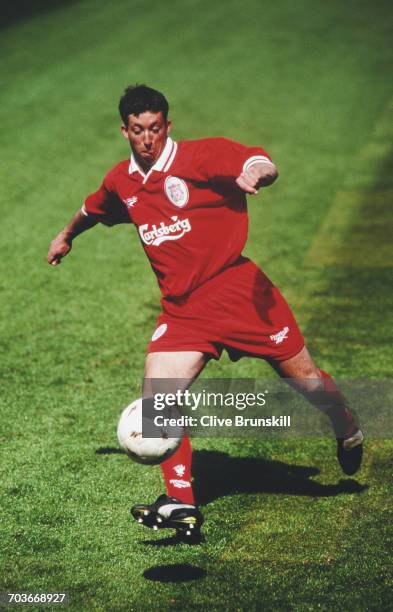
[{"xmin": 164, "ymin": 176, "xmax": 189, "ymax": 208}]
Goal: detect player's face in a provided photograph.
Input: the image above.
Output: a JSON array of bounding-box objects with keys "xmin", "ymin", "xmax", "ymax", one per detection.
[{"xmin": 121, "ymin": 111, "xmax": 172, "ymax": 170}]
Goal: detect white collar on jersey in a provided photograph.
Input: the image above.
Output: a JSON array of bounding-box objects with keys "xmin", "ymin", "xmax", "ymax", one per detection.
[{"xmin": 128, "ymin": 137, "xmax": 178, "ymax": 182}]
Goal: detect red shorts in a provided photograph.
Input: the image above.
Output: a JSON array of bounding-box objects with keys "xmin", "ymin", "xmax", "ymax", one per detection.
[{"xmin": 147, "ymin": 258, "xmax": 304, "ymax": 363}]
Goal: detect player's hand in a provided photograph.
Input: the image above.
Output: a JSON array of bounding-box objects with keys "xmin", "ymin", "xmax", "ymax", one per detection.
[
  {"xmin": 236, "ymin": 161, "xmax": 278, "ymax": 194},
  {"xmin": 47, "ymin": 232, "xmax": 72, "ymax": 266},
  {"xmin": 235, "ymin": 166, "xmax": 262, "ymax": 195}
]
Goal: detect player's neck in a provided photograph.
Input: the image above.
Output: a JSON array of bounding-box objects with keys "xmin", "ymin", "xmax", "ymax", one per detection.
[{"xmin": 136, "ymin": 157, "xmax": 153, "ymax": 174}]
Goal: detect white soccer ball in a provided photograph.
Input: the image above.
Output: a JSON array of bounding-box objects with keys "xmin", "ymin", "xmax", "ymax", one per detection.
[{"xmin": 117, "ymin": 398, "xmax": 183, "ymax": 465}]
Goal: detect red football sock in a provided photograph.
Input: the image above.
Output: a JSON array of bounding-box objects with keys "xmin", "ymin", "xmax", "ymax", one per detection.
[
  {"xmin": 318, "ymin": 370, "xmax": 357, "ymax": 438},
  {"xmin": 160, "ymin": 431, "xmax": 195, "ymax": 504}
]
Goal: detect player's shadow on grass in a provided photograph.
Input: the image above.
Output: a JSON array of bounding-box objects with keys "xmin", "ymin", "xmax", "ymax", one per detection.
[
  {"xmin": 143, "ymin": 563, "xmax": 206, "ymax": 583},
  {"xmin": 192, "ymin": 450, "xmax": 367, "ymax": 505},
  {"xmin": 96, "ymin": 447, "xmax": 125, "ymax": 455},
  {"xmin": 95, "ymin": 447, "xmax": 367, "ymax": 503}
]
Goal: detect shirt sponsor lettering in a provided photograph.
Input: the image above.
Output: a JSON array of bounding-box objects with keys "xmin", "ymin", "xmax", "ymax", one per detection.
[{"xmin": 139, "ymin": 216, "xmax": 191, "ymax": 246}]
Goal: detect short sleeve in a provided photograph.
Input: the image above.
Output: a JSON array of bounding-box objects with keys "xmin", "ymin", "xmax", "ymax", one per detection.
[
  {"xmin": 83, "ymin": 174, "xmax": 131, "ymax": 226},
  {"xmin": 192, "ymin": 138, "xmax": 274, "ymax": 182}
]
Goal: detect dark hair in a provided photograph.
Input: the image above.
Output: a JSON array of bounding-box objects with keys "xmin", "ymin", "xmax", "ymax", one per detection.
[{"xmin": 119, "ymin": 84, "xmax": 169, "ymax": 125}]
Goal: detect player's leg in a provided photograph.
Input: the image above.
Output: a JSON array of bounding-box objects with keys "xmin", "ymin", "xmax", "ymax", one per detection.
[
  {"xmin": 270, "ymin": 346, "xmax": 363, "ymax": 474},
  {"xmin": 145, "ymin": 350, "xmax": 206, "ymax": 504},
  {"xmin": 131, "ymin": 351, "xmax": 207, "ymax": 539},
  {"xmin": 143, "ymin": 350, "xmax": 206, "ymax": 393},
  {"xmin": 269, "ymin": 345, "xmax": 353, "ymax": 430}
]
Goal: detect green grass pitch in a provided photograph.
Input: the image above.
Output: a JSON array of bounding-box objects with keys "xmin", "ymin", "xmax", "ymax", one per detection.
[{"xmin": 1, "ymin": 0, "xmax": 392, "ymax": 609}]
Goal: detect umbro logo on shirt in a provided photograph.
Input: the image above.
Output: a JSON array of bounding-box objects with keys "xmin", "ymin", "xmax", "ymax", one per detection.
[
  {"xmin": 139, "ymin": 216, "xmax": 192, "ymax": 246},
  {"xmin": 270, "ymin": 326, "xmax": 289, "ymax": 344},
  {"xmin": 123, "ymin": 196, "xmax": 138, "ymax": 208}
]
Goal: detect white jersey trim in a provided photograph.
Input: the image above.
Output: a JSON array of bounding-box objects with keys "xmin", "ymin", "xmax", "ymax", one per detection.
[
  {"xmin": 128, "ymin": 137, "xmax": 177, "ymax": 179},
  {"xmin": 81, "ymin": 204, "xmax": 89, "ymax": 216},
  {"xmin": 243, "ymin": 155, "xmax": 275, "ymax": 173},
  {"xmin": 163, "ymin": 141, "xmax": 178, "ymax": 172}
]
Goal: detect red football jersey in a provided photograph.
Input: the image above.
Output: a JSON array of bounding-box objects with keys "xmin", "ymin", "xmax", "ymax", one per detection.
[{"xmin": 83, "ymin": 137, "xmax": 273, "ymax": 298}]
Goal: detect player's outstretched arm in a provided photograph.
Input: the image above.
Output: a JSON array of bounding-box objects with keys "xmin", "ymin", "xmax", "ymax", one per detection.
[
  {"xmin": 47, "ymin": 208, "xmax": 98, "ymax": 266},
  {"xmin": 236, "ymin": 161, "xmax": 278, "ymax": 195}
]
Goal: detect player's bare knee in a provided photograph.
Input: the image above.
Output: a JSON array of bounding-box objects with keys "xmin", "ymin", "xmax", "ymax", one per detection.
[
  {"xmin": 302, "ymin": 375, "xmax": 324, "ymax": 394},
  {"xmin": 292, "ymin": 367, "xmax": 322, "ymax": 393}
]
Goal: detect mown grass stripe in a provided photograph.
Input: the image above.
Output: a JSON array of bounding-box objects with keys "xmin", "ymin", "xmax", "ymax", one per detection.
[
  {"xmin": 305, "ymin": 95, "xmax": 393, "ymax": 267},
  {"xmin": 305, "ymin": 188, "xmax": 393, "ymax": 267}
]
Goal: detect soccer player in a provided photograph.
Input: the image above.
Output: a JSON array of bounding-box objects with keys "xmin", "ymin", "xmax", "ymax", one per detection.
[{"xmin": 48, "ymin": 85, "xmax": 363, "ymax": 541}]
